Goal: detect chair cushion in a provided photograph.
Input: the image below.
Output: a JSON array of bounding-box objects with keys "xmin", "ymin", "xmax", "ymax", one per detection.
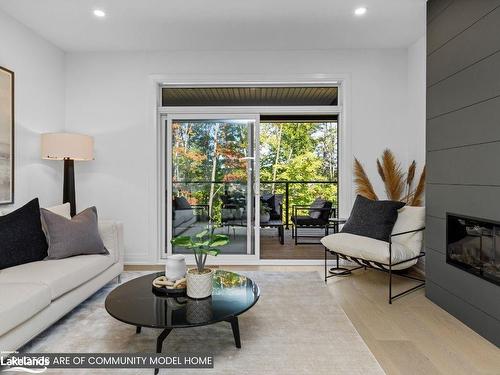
[
  {"xmin": 0, "ymin": 198, "xmax": 48, "ymax": 270},
  {"xmin": 391, "ymin": 206, "xmax": 425, "ymax": 255},
  {"xmin": 0, "ymin": 254, "xmax": 114, "ymax": 300},
  {"xmin": 309, "ymin": 198, "xmax": 328, "ymax": 219},
  {"xmin": 0, "ymin": 282, "xmax": 51, "ymax": 335},
  {"xmin": 321, "ymin": 232, "xmax": 418, "ymax": 270},
  {"xmin": 341, "ymin": 195, "xmax": 405, "ymax": 242},
  {"xmin": 291, "ymin": 215, "xmax": 327, "ymax": 226}
]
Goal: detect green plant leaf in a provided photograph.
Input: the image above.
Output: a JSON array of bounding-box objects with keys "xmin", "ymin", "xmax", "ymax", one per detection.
[
  {"xmin": 212, "ymin": 234, "xmax": 229, "ymax": 241},
  {"xmin": 210, "ymin": 239, "xmax": 229, "ymax": 247},
  {"xmin": 201, "ymin": 249, "xmax": 220, "ymax": 256},
  {"xmin": 170, "ymin": 236, "xmax": 192, "ymax": 247},
  {"xmin": 209, "ymin": 234, "xmax": 229, "ymax": 247},
  {"xmin": 195, "ymin": 230, "xmax": 208, "ymax": 238}
]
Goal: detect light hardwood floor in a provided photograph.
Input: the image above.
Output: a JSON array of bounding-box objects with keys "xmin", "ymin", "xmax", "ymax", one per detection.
[{"xmin": 125, "ymin": 264, "xmax": 500, "ymax": 374}]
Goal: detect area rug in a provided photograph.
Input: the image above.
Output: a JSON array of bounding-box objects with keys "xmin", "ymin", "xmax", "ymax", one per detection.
[{"xmin": 22, "ymin": 271, "xmax": 384, "ymax": 374}]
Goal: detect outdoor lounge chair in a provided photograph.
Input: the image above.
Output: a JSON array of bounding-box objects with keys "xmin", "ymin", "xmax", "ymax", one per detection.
[
  {"xmin": 291, "ymin": 198, "xmax": 334, "ymax": 244},
  {"xmin": 321, "ymin": 205, "xmax": 425, "ymax": 304}
]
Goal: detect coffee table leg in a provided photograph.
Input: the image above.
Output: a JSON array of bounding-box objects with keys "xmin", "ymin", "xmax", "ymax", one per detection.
[
  {"xmin": 227, "ymin": 317, "xmax": 241, "ymax": 349},
  {"xmin": 155, "ymin": 328, "xmax": 172, "ymax": 374},
  {"xmin": 136, "ymin": 326, "xmax": 141, "ymax": 334}
]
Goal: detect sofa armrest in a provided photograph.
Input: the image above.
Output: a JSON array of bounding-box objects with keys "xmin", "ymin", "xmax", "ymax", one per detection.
[{"xmin": 98, "ymin": 220, "xmax": 124, "ymax": 264}]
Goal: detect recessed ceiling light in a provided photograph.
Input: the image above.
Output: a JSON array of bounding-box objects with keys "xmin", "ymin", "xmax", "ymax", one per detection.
[
  {"xmin": 354, "ymin": 7, "xmax": 367, "ymax": 16},
  {"xmin": 93, "ymin": 9, "xmax": 106, "ymax": 18}
]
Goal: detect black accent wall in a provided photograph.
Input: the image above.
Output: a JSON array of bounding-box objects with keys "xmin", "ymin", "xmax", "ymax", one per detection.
[{"xmin": 426, "ymin": 0, "xmax": 500, "ymax": 346}]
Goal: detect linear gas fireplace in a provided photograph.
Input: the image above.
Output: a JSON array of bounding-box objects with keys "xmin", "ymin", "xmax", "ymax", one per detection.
[{"xmin": 447, "ymin": 213, "xmax": 500, "ymax": 286}]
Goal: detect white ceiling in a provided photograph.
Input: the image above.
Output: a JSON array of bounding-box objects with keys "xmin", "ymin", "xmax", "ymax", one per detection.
[{"xmin": 0, "ymin": 0, "xmax": 426, "ymax": 52}]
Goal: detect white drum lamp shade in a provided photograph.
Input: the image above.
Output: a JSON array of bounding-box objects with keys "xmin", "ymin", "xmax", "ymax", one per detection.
[
  {"xmin": 41, "ymin": 133, "xmax": 94, "ymax": 161},
  {"xmin": 41, "ymin": 133, "xmax": 94, "ymax": 217}
]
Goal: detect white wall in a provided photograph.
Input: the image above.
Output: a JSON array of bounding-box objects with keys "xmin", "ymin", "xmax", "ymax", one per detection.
[
  {"xmin": 0, "ymin": 9, "xmax": 65, "ymax": 211},
  {"xmin": 407, "ymin": 35, "xmax": 427, "ymax": 272},
  {"xmin": 407, "ymin": 35, "xmax": 426, "ymax": 170},
  {"xmin": 64, "ymin": 48, "xmax": 423, "ymax": 263}
]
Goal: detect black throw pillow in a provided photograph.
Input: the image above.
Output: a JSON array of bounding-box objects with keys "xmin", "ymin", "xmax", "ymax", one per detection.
[
  {"xmin": 341, "ymin": 195, "xmax": 405, "ymax": 242},
  {"xmin": 0, "ymin": 198, "xmax": 48, "ymax": 270}
]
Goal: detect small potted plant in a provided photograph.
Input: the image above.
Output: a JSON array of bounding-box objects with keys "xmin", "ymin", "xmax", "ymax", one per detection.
[
  {"xmin": 171, "ymin": 226, "xmax": 229, "ymax": 299},
  {"xmin": 260, "ymin": 204, "xmax": 271, "ymax": 223}
]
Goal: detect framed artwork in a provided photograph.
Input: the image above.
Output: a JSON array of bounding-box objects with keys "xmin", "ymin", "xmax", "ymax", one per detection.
[{"xmin": 0, "ymin": 66, "xmax": 14, "ymax": 205}]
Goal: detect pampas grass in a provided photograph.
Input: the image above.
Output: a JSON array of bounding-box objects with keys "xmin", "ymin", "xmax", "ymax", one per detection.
[
  {"xmin": 354, "ymin": 158, "xmax": 378, "ymax": 201},
  {"xmin": 377, "ymin": 149, "xmax": 404, "ymax": 201},
  {"xmin": 406, "ymin": 161, "xmax": 416, "ymax": 200},
  {"xmin": 410, "ymin": 166, "xmax": 426, "ymax": 206},
  {"xmin": 353, "ymin": 150, "xmax": 425, "ymax": 206}
]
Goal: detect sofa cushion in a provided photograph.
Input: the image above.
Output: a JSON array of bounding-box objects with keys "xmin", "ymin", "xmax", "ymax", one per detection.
[
  {"xmin": 0, "ymin": 254, "xmax": 114, "ymax": 300},
  {"xmin": 0, "ymin": 282, "xmax": 51, "ymax": 336},
  {"xmin": 321, "ymin": 232, "xmax": 418, "ymax": 270},
  {"xmin": 173, "ymin": 209, "xmax": 195, "ymax": 227},
  {"xmin": 174, "ymin": 196, "xmax": 192, "ymax": 210},
  {"xmin": 341, "ymin": 195, "xmax": 405, "ymax": 242},
  {"xmin": 0, "ymin": 198, "xmax": 48, "ymax": 270},
  {"xmin": 41, "ymin": 207, "xmax": 108, "ymax": 260}
]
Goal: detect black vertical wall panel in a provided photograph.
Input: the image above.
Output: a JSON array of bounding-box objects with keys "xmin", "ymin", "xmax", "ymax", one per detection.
[{"xmin": 426, "ymin": 0, "xmax": 500, "ymax": 346}]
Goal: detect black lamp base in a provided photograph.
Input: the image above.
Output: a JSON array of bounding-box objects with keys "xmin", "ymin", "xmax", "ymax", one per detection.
[{"xmin": 63, "ymin": 158, "xmax": 76, "ymax": 217}]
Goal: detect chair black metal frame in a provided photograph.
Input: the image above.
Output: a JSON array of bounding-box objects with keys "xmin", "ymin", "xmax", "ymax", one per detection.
[
  {"xmin": 221, "ymin": 202, "xmax": 285, "ymax": 245},
  {"xmin": 291, "ymin": 206, "xmax": 336, "ymax": 245},
  {"xmin": 324, "ymin": 227, "xmax": 426, "ymax": 304},
  {"xmin": 260, "ymin": 202, "xmax": 285, "ymax": 245}
]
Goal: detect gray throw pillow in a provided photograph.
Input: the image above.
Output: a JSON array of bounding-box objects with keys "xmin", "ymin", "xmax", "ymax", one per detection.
[
  {"xmin": 41, "ymin": 207, "xmax": 109, "ymax": 260},
  {"xmin": 341, "ymin": 195, "xmax": 405, "ymax": 242}
]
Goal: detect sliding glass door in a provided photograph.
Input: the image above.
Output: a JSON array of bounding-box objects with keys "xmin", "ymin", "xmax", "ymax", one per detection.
[{"xmin": 165, "ymin": 114, "xmax": 260, "ymax": 258}]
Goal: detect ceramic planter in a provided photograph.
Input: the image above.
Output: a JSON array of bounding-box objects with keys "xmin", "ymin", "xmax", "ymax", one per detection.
[{"xmin": 186, "ymin": 268, "xmax": 214, "ymax": 299}]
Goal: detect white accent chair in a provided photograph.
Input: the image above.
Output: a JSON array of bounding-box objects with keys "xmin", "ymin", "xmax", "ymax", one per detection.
[{"xmin": 321, "ymin": 206, "xmax": 425, "ymax": 303}]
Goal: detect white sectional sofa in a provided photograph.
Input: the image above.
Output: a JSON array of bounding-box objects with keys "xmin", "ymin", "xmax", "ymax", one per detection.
[{"xmin": 0, "ymin": 220, "xmax": 124, "ymax": 351}]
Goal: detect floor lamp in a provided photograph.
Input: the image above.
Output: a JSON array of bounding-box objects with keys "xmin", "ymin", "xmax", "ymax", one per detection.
[{"xmin": 41, "ymin": 133, "xmax": 94, "ymax": 216}]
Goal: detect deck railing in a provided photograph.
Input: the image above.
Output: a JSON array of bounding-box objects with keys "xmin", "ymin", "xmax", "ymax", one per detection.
[{"xmin": 173, "ymin": 179, "xmax": 338, "ymax": 229}]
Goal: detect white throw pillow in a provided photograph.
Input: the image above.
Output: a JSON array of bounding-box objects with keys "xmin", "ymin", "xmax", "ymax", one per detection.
[
  {"xmin": 391, "ymin": 206, "xmax": 425, "ymax": 256},
  {"xmin": 45, "ymin": 203, "xmax": 71, "ymax": 219}
]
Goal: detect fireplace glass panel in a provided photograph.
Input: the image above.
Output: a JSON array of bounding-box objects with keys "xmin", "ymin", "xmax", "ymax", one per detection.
[{"xmin": 447, "ymin": 214, "xmax": 500, "ymax": 286}]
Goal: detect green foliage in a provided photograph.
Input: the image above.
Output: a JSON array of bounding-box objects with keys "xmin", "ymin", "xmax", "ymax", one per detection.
[
  {"xmin": 171, "ymin": 120, "xmax": 338, "ymax": 223},
  {"xmin": 260, "ymin": 122, "xmax": 338, "ymax": 221},
  {"xmin": 171, "ymin": 227, "xmax": 229, "ymax": 272}
]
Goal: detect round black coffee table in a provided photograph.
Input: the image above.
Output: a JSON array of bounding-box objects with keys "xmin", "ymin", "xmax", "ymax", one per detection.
[{"xmin": 105, "ymin": 270, "xmax": 259, "ymax": 373}]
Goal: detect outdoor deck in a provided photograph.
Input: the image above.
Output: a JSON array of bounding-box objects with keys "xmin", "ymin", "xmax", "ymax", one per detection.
[
  {"xmin": 173, "ymin": 224, "xmax": 326, "ymax": 259},
  {"xmin": 260, "ymin": 228, "xmax": 324, "ymax": 259}
]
